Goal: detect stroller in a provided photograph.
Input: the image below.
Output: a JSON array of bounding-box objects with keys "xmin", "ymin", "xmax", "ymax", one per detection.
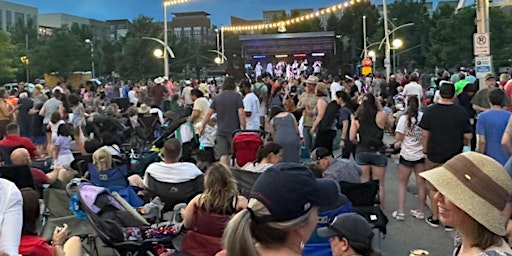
[
  {"xmin": 231, "ymin": 130, "xmax": 265, "ymax": 167},
  {"xmin": 68, "ymin": 180, "xmax": 180, "ymax": 256}
]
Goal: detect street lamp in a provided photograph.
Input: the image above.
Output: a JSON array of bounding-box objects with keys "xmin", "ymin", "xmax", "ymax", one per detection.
[
  {"xmin": 162, "ymin": 0, "xmax": 191, "ymax": 77},
  {"xmin": 392, "ymin": 38, "xmax": 403, "ymax": 48},
  {"xmin": 85, "ymin": 39, "xmax": 95, "ymax": 78},
  {"xmin": 153, "ymin": 49, "xmax": 164, "ymax": 58},
  {"xmin": 214, "ymin": 57, "xmax": 222, "ymax": 64}
]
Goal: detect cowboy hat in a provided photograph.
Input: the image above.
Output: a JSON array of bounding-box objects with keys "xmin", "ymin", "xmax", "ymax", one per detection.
[
  {"xmin": 305, "ymin": 75, "xmax": 319, "ymax": 85},
  {"xmin": 153, "ymin": 77, "xmax": 165, "ymax": 84},
  {"xmin": 137, "ymin": 104, "xmax": 151, "ymax": 114},
  {"xmin": 420, "ymin": 152, "xmax": 512, "ymax": 236}
]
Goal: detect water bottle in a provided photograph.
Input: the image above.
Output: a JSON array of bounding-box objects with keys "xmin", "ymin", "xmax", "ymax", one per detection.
[{"xmin": 199, "ymin": 137, "xmax": 205, "ymax": 150}]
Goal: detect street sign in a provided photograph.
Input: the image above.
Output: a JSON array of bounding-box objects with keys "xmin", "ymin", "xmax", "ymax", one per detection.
[
  {"xmin": 473, "ymin": 33, "xmax": 490, "ymax": 56},
  {"xmin": 362, "ymin": 66, "xmax": 372, "ymax": 75},
  {"xmin": 362, "ymin": 58, "xmax": 372, "ymax": 67},
  {"xmin": 475, "ymin": 55, "xmax": 493, "ymax": 78},
  {"xmin": 384, "ymin": 58, "xmax": 390, "ymax": 67}
]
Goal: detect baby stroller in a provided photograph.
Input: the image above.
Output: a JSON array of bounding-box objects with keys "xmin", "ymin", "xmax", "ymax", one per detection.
[
  {"xmin": 68, "ymin": 180, "xmax": 180, "ymax": 256},
  {"xmin": 231, "ymin": 130, "xmax": 265, "ymax": 167}
]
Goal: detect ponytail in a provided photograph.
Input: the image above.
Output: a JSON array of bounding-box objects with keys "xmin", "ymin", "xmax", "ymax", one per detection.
[{"xmin": 223, "ymin": 209, "xmax": 258, "ymax": 256}]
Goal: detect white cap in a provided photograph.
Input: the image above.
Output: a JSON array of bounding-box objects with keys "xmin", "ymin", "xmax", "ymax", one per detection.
[
  {"xmin": 52, "ymin": 86, "xmax": 64, "ymax": 94},
  {"xmin": 185, "ymin": 80, "xmax": 192, "ymax": 85}
]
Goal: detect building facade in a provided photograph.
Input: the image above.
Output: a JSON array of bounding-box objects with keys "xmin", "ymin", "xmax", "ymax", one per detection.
[
  {"xmin": 106, "ymin": 19, "xmax": 131, "ymax": 41},
  {"xmin": 169, "ymin": 11, "xmax": 213, "ymax": 44},
  {"xmin": 39, "ymin": 13, "xmax": 109, "ymax": 41},
  {"xmin": 0, "ymin": 1, "xmax": 38, "ymax": 32}
]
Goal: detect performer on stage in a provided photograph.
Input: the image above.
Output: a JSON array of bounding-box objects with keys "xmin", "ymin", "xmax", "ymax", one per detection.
[
  {"xmin": 255, "ymin": 62, "xmax": 263, "ymax": 78},
  {"xmin": 313, "ymin": 61, "xmax": 322, "ymax": 76},
  {"xmin": 266, "ymin": 62, "xmax": 274, "ymax": 77}
]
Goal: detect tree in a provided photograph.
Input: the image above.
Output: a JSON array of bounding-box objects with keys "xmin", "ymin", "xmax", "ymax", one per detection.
[{"xmin": 0, "ymin": 30, "xmax": 18, "ymax": 83}]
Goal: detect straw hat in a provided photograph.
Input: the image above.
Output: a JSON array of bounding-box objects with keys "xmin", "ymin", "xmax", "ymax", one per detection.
[
  {"xmin": 419, "ymin": 152, "xmax": 512, "ymax": 236},
  {"xmin": 305, "ymin": 75, "xmax": 319, "ymax": 85},
  {"xmin": 153, "ymin": 77, "xmax": 165, "ymax": 84},
  {"xmin": 137, "ymin": 104, "xmax": 151, "ymax": 114}
]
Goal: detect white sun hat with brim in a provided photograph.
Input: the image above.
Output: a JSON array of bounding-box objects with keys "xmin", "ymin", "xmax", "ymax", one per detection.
[{"xmin": 420, "ymin": 152, "xmax": 512, "ymax": 236}]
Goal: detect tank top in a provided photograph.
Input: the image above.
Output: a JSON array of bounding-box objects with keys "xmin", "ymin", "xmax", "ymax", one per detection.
[
  {"xmin": 0, "ymin": 100, "xmax": 9, "ymax": 120},
  {"xmin": 357, "ymin": 112, "xmax": 385, "ymax": 153}
]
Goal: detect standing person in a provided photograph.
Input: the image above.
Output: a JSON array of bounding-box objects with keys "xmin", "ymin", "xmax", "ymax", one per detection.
[
  {"xmin": 0, "ymin": 178, "xmax": 22, "ymax": 256},
  {"xmin": 0, "ymin": 88, "xmax": 18, "ymax": 138},
  {"xmin": 251, "ymin": 76, "xmax": 268, "ymax": 130},
  {"xmin": 457, "ymin": 83, "xmax": 478, "ymax": 151},
  {"xmin": 419, "ymin": 81, "xmax": 472, "ymax": 230},
  {"xmin": 420, "ymin": 152, "xmax": 512, "ymax": 256},
  {"xmin": 311, "ymin": 82, "xmax": 338, "ymax": 154},
  {"xmin": 330, "ymin": 76, "xmax": 343, "ymax": 101},
  {"xmin": 52, "ymin": 124, "xmax": 74, "ymax": 167},
  {"xmin": 392, "ymin": 96, "xmax": 427, "ymax": 221},
  {"xmin": 270, "ymin": 108, "xmax": 301, "ymax": 163},
  {"xmin": 17, "ymin": 92, "xmax": 33, "ymax": 138},
  {"xmin": 182, "ymin": 80, "xmax": 194, "ymax": 108},
  {"xmin": 297, "ymin": 76, "xmax": 319, "ymax": 152},
  {"xmin": 472, "ymin": 73, "xmax": 510, "ymax": 113},
  {"xmin": 39, "ymin": 88, "xmax": 63, "ymax": 135},
  {"xmin": 350, "ymin": 93, "xmax": 393, "ymax": 208},
  {"xmin": 68, "ymin": 94, "xmax": 85, "ymax": 129},
  {"xmin": 29, "ymin": 85, "xmax": 48, "ymax": 154},
  {"xmin": 189, "ymin": 89, "xmax": 210, "ymax": 131},
  {"xmin": 128, "ymin": 85, "xmax": 139, "ymax": 106},
  {"xmin": 241, "ymin": 80, "xmax": 260, "ymax": 131},
  {"xmin": 199, "ymin": 77, "xmax": 246, "ymax": 165},
  {"xmin": 336, "ymin": 91, "xmax": 354, "ymax": 159},
  {"xmin": 402, "ymin": 73, "xmax": 423, "ymax": 107},
  {"xmin": 152, "ymin": 77, "xmax": 168, "ymax": 108},
  {"xmin": 476, "ymin": 89, "xmax": 511, "ymax": 165}
]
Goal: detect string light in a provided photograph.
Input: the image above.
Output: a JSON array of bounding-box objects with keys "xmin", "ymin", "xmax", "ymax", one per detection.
[
  {"xmin": 164, "ymin": 0, "xmax": 191, "ymax": 6},
  {"xmin": 221, "ymin": 0, "xmax": 362, "ymax": 32}
]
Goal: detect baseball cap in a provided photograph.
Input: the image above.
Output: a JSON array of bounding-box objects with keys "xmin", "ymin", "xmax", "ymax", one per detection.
[
  {"xmin": 250, "ymin": 163, "xmax": 340, "ymax": 223},
  {"xmin": 52, "ymin": 85, "xmax": 64, "ymax": 94},
  {"xmin": 485, "ymin": 73, "xmax": 496, "ymax": 80},
  {"xmin": 317, "ymin": 212, "xmax": 374, "ymax": 243},
  {"xmin": 311, "ymin": 147, "xmax": 331, "ymax": 161}
]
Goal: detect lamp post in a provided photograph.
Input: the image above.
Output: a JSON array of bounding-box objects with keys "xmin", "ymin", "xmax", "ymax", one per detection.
[
  {"xmin": 85, "ymin": 39, "xmax": 95, "ymax": 78},
  {"xmin": 163, "ymin": 1, "xmax": 170, "ymax": 78},
  {"xmin": 215, "ymin": 28, "xmax": 221, "ymax": 65},
  {"xmin": 392, "ymin": 38, "xmax": 403, "ymax": 73},
  {"xmin": 382, "ymin": 0, "xmax": 391, "ymax": 82},
  {"xmin": 363, "ymin": 16, "xmax": 367, "ymax": 58}
]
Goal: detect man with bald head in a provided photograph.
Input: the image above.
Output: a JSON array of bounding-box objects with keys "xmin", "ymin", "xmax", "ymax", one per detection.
[{"xmin": 11, "ymin": 148, "xmax": 73, "ymax": 187}]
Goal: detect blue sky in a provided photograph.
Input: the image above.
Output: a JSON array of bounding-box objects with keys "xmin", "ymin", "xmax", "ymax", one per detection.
[{"xmin": 10, "ymin": 0, "xmax": 345, "ymax": 26}]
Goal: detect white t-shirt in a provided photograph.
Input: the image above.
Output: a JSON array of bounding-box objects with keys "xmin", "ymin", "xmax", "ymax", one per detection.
[
  {"xmin": 192, "ymin": 97, "xmax": 210, "ymax": 127},
  {"xmin": 243, "ymin": 92, "xmax": 260, "ymax": 130},
  {"xmin": 128, "ymin": 90, "xmax": 138, "ymax": 105},
  {"xmin": 182, "ymin": 86, "xmax": 193, "ymax": 105},
  {"xmin": 330, "ymin": 81, "xmax": 343, "ymax": 100},
  {"xmin": 395, "ymin": 112, "xmax": 424, "ymax": 161},
  {"xmin": 49, "ymin": 120, "xmax": 66, "ymax": 143},
  {"xmin": 101, "ymin": 145, "xmax": 122, "ymax": 157},
  {"xmin": 403, "ymin": 82, "xmax": 423, "ymax": 106},
  {"xmin": 143, "ymin": 161, "xmax": 202, "ymax": 187}
]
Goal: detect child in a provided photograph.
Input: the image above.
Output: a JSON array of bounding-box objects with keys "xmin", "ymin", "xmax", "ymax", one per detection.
[
  {"xmin": 197, "ymin": 115, "xmax": 217, "ymax": 170},
  {"xmin": 53, "ymin": 123, "xmax": 75, "ymax": 167},
  {"xmin": 47, "ymin": 111, "xmax": 65, "ymax": 154}
]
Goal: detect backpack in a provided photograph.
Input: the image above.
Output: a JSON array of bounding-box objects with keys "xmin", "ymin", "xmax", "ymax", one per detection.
[{"xmin": 252, "ymin": 83, "xmax": 267, "ymax": 104}]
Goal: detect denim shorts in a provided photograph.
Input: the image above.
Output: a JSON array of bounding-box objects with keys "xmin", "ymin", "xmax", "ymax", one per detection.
[{"xmin": 355, "ymin": 151, "xmax": 388, "ymax": 167}]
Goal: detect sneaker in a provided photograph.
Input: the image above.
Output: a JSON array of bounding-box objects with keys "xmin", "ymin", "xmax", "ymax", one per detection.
[
  {"xmin": 392, "ymin": 211, "xmax": 405, "ymax": 221},
  {"xmin": 445, "ymin": 226, "xmax": 454, "ymax": 232},
  {"xmin": 409, "ymin": 209, "xmax": 425, "ymax": 220},
  {"xmin": 425, "ymin": 216, "xmax": 440, "ymax": 227}
]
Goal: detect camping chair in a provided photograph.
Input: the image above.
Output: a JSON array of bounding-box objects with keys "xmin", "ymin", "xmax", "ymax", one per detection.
[
  {"xmin": 146, "ymin": 174, "xmax": 204, "ymax": 212},
  {"xmin": 230, "ymin": 167, "xmax": 261, "ymax": 198},
  {"xmin": 40, "ymin": 188, "xmax": 97, "ymax": 255},
  {"xmin": 0, "ymin": 145, "xmax": 25, "ymax": 165},
  {"xmin": 339, "ymin": 180, "xmax": 389, "ymax": 237}
]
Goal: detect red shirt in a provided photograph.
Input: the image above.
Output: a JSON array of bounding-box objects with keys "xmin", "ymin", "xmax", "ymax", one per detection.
[
  {"xmin": 0, "ymin": 135, "xmax": 37, "ymax": 159},
  {"xmin": 31, "ymin": 167, "xmax": 49, "ymax": 185},
  {"xmin": 19, "ymin": 235, "xmax": 53, "ymax": 256}
]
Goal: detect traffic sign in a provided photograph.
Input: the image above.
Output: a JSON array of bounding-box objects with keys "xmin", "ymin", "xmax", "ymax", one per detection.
[
  {"xmin": 475, "ymin": 55, "xmax": 493, "ymax": 78},
  {"xmin": 473, "ymin": 33, "xmax": 490, "ymax": 56},
  {"xmin": 362, "ymin": 66, "xmax": 372, "ymax": 75},
  {"xmin": 362, "ymin": 58, "xmax": 372, "ymax": 67}
]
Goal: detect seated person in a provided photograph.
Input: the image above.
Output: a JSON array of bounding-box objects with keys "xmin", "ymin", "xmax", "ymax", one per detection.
[
  {"xmin": 70, "ymin": 138, "xmax": 102, "ymax": 176},
  {"xmin": 311, "ymin": 147, "xmax": 362, "ymax": 183},
  {"xmin": 11, "ymin": 148, "xmax": 76, "ymax": 188},
  {"xmin": 18, "ymin": 188, "xmax": 85, "ymax": 256},
  {"xmin": 241, "ymin": 142, "xmax": 282, "ymax": 173},
  {"xmin": 317, "ymin": 212, "xmax": 380, "ymax": 256},
  {"xmin": 181, "ymin": 163, "xmax": 248, "ymax": 256},
  {"xmin": 0, "ymin": 123, "xmax": 40, "ymax": 160},
  {"xmin": 143, "ymin": 139, "xmax": 202, "ymax": 187},
  {"xmin": 99, "ymin": 132, "xmax": 122, "ymax": 157},
  {"xmin": 87, "ymin": 106, "xmax": 125, "ymax": 135}
]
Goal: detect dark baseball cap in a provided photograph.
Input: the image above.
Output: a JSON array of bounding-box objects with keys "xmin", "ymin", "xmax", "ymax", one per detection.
[
  {"xmin": 250, "ymin": 163, "xmax": 340, "ymax": 223},
  {"xmin": 311, "ymin": 147, "xmax": 331, "ymax": 161},
  {"xmin": 317, "ymin": 213, "xmax": 374, "ymax": 243}
]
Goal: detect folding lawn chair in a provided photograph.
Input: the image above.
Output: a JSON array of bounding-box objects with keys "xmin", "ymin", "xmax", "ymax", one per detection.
[
  {"xmin": 230, "ymin": 167, "xmax": 261, "ymax": 198},
  {"xmin": 146, "ymin": 174, "xmax": 204, "ymax": 212}
]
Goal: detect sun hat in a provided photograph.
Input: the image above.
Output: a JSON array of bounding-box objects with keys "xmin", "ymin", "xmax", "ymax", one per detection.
[
  {"xmin": 419, "ymin": 152, "xmax": 512, "ymax": 236},
  {"xmin": 185, "ymin": 80, "xmax": 192, "ymax": 85},
  {"xmin": 153, "ymin": 77, "xmax": 165, "ymax": 84},
  {"xmin": 250, "ymin": 163, "xmax": 340, "ymax": 223},
  {"xmin": 35, "ymin": 84, "xmax": 44, "ymax": 93},
  {"xmin": 137, "ymin": 104, "xmax": 151, "ymax": 114},
  {"xmin": 317, "ymin": 212, "xmax": 373, "ymax": 243},
  {"xmin": 52, "ymin": 85, "xmax": 63, "ymax": 94},
  {"xmin": 311, "ymin": 147, "xmax": 331, "ymax": 161},
  {"xmin": 305, "ymin": 75, "xmax": 319, "ymax": 85}
]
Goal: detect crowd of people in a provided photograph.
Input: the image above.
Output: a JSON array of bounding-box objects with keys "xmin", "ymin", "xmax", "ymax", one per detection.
[{"xmin": 0, "ymin": 64, "xmax": 512, "ymax": 256}]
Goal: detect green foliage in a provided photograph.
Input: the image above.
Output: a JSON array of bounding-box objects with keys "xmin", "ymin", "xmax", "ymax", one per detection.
[{"xmin": 0, "ymin": 30, "xmax": 18, "ymax": 82}]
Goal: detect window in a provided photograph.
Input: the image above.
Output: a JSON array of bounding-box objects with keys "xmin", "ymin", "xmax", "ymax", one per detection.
[
  {"xmin": 173, "ymin": 27, "xmax": 181, "ymax": 37},
  {"xmin": 193, "ymin": 27, "xmax": 202, "ymax": 37},
  {"xmin": 5, "ymin": 11, "xmax": 11, "ymax": 31},
  {"xmin": 14, "ymin": 12, "xmax": 24, "ymax": 25},
  {"xmin": 183, "ymin": 27, "xmax": 191, "ymax": 37},
  {"xmin": 118, "ymin": 24, "xmax": 126, "ymax": 29}
]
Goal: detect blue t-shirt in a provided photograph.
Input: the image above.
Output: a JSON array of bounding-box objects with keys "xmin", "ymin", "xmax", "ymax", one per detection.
[{"xmin": 476, "ymin": 109, "xmax": 511, "ymax": 165}]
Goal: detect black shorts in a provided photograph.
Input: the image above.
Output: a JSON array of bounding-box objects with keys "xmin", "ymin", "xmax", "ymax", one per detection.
[{"xmin": 399, "ymin": 156, "xmax": 425, "ymax": 168}]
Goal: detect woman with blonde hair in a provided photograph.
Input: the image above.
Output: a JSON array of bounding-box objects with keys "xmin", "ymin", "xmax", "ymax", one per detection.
[
  {"xmin": 222, "ymin": 163, "xmax": 339, "ymax": 256},
  {"xmin": 420, "ymin": 152, "xmax": 512, "ymax": 255},
  {"xmin": 181, "ymin": 163, "xmax": 248, "ymax": 256}
]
